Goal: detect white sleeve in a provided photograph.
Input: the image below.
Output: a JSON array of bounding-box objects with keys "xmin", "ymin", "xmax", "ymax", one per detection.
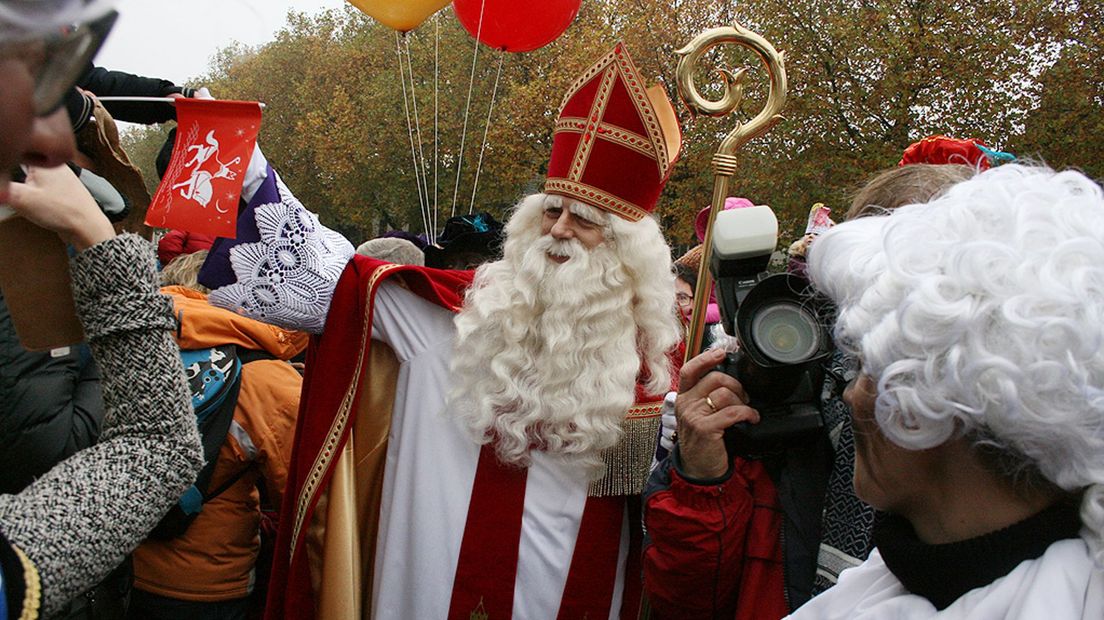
[
  {"xmin": 649, "ymin": 391, "xmax": 678, "ymax": 473},
  {"xmin": 240, "ymin": 144, "xmax": 268, "ymax": 203},
  {"xmin": 371, "ymin": 281, "xmax": 456, "ymax": 362}
]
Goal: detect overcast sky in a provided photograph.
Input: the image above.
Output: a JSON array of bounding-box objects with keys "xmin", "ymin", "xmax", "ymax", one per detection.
[{"xmin": 97, "ymin": 0, "xmax": 347, "ymax": 86}]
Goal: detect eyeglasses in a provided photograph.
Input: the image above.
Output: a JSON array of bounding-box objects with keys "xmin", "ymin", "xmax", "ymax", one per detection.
[
  {"xmin": 676, "ymin": 293, "xmax": 694, "ymax": 307},
  {"xmin": 0, "ymin": 10, "xmax": 118, "ymax": 116}
]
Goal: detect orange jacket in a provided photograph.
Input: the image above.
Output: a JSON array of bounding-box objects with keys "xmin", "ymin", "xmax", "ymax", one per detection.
[{"xmin": 132, "ymin": 286, "xmax": 308, "ymax": 602}]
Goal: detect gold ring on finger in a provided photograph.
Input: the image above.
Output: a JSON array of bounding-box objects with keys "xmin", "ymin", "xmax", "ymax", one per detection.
[{"xmin": 705, "ymin": 395, "xmax": 718, "ymax": 413}]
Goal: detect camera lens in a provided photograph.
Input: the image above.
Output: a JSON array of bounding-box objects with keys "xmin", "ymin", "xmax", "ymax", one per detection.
[{"xmin": 750, "ymin": 301, "xmax": 823, "ymax": 364}]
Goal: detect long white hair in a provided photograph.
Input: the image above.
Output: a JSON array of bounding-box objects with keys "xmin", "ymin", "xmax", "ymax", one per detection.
[
  {"xmin": 807, "ymin": 163, "xmax": 1104, "ymax": 562},
  {"xmin": 449, "ymin": 193, "xmax": 679, "ymax": 473}
]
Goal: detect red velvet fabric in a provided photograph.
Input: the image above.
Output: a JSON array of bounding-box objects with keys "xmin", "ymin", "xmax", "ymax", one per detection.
[
  {"xmin": 545, "ymin": 43, "xmax": 677, "ymax": 220},
  {"xmin": 556, "ymin": 496, "xmax": 627, "ymax": 619},
  {"xmin": 447, "ymin": 446, "xmax": 530, "ymax": 620},
  {"xmin": 898, "ymin": 135, "xmax": 991, "ymax": 169},
  {"xmin": 264, "ymin": 257, "xmax": 472, "ymax": 620}
]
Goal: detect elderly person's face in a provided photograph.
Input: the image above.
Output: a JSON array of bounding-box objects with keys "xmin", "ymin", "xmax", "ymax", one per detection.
[
  {"xmin": 843, "ymin": 373, "xmax": 932, "ymax": 514},
  {"xmin": 0, "ymin": 57, "xmax": 73, "ymax": 197},
  {"xmin": 541, "ymin": 202, "xmax": 606, "ymax": 252},
  {"xmin": 0, "ymin": 8, "xmax": 118, "ymax": 199}
]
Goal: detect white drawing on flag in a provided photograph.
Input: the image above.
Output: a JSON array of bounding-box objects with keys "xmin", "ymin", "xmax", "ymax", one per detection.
[{"xmin": 171, "ymin": 129, "xmax": 241, "ymax": 213}]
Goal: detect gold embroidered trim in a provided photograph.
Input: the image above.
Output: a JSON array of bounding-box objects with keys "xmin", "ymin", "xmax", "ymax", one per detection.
[
  {"xmin": 624, "ymin": 402, "xmax": 664, "ymax": 420},
  {"xmin": 550, "ymin": 44, "xmax": 672, "ymax": 219},
  {"xmin": 545, "ymin": 179, "xmax": 649, "ymax": 222},
  {"xmin": 555, "ymin": 119, "xmax": 589, "ymax": 133},
  {"xmin": 556, "ymin": 45, "xmax": 670, "ymax": 178},
  {"xmin": 13, "ymin": 545, "xmax": 40, "ymax": 620},
  {"xmin": 567, "ymin": 65, "xmax": 618, "ymax": 183},
  {"xmin": 290, "ymin": 263, "xmax": 401, "ymax": 559},
  {"xmin": 614, "ymin": 50, "xmax": 669, "ymax": 178},
  {"xmin": 558, "ymin": 46, "xmax": 621, "ymax": 111},
  {"xmin": 556, "ymin": 118, "xmax": 656, "ymax": 160},
  {"xmin": 590, "ymin": 403, "xmax": 663, "ymax": 497},
  {"xmin": 470, "ymin": 597, "xmax": 489, "ymax": 620}
]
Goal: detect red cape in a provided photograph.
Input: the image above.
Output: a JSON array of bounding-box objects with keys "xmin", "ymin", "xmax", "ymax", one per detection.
[{"xmin": 265, "ymin": 256, "xmax": 472, "ymax": 620}]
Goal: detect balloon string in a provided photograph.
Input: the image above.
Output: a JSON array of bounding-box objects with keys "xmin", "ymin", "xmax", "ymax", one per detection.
[
  {"xmin": 396, "ymin": 31, "xmax": 430, "ymax": 239},
  {"xmin": 404, "ymin": 34, "xmax": 432, "ymax": 239},
  {"xmin": 468, "ymin": 51, "xmax": 505, "ymax": 214},
  {"xmin": 433, "ymin": 13, "xmax": 440, "ymax": 244},
  {"xmin": 451, "ymin": 0, "xmax": 487, "ymax": 218}
]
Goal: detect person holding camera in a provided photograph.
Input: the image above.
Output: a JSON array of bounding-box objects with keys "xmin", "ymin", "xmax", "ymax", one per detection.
[
  {"xmin": 788, "ymin": 162, "xmax": 1104, "ymax": 618},
  {"xmin": 642, "ymin": 160, "xmax": 980, "ymax": 619},
  {"xmin": 642, "ymin": 244, "xmax": 871, "ymax": 619}
]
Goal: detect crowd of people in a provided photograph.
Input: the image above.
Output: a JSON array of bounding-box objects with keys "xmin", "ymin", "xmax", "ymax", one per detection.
[{"xmin": 1, "ymin": 1, "xmax": 1103, "ymax": 620}]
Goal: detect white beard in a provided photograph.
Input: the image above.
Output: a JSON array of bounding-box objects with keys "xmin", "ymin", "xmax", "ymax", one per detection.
[{"xmin": 449, "ymin": 231, "xmax": 641, "ymax": 474}]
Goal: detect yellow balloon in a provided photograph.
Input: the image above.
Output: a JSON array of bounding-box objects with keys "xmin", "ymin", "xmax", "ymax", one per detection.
[{"xmin": 346, "ymin": 0, "xmax": 452, "ymax": 32}]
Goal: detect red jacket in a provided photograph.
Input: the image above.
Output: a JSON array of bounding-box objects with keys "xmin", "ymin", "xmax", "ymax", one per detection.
[{"xmin": 643, "ymin": 453, "xmax": 788, "ymax": 620}]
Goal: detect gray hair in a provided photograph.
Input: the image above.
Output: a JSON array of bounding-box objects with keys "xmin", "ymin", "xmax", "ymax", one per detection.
[{"xmin": 355, "ymin": 237, "xmax": 425, "ymax": 266}]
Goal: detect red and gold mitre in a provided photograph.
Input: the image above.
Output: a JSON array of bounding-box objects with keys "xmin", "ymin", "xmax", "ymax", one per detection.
[{"xmin": 544, "ymin": 43, "xmax": 682, "ymax": 221}]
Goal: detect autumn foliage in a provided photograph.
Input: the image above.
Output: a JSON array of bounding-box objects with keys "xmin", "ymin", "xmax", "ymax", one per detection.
[{"xmin": 122, "ymin": 0, "xmax": 1099, "ymax": 250}]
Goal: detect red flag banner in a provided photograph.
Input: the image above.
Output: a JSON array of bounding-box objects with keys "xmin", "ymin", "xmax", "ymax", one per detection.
[{"xmin": 146, "ymin": 99, "xmax": 262, "ymax": 237}]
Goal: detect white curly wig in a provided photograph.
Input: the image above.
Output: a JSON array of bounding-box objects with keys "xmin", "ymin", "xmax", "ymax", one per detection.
[{"xmin": 807, "ymin": 163, "xmax": 1104, "ymax": 562}]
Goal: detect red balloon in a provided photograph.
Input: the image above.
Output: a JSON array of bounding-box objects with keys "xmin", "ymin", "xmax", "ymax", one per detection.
[{"xmin": 453, "ymin": 0, "xmax": 582, "ymax": 53}]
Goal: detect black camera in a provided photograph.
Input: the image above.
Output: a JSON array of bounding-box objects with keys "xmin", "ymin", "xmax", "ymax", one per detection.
[{"xmin": 709, "ymin": 205, "xmax": 832, "ymax": 453}]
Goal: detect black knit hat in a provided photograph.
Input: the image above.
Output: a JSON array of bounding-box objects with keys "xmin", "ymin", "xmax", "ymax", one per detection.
[{"xmin": 423, "ymin": 213, "xmax": 504, "ymax": 270}]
